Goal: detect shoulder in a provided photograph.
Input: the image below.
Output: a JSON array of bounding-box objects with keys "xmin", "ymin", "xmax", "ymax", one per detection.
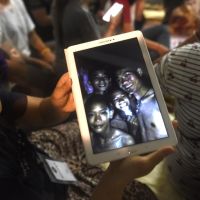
[
  {"xmin": 11, "ymin": 0, "xmax": 25, "ymax": 8},
  {"xmin": 62, "ymin": 3, "xmax": 85, "ymax": 21},
  {"xmin": 165, "ymin": 43, "xmax": 200, "ymax": 69}
]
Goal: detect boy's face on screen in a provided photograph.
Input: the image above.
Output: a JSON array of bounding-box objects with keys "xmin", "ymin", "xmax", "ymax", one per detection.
[
  {"xmin": 87, "ymin": 102, "xmax": 110, "ymax": 134},
  {"xmin": 112, "ymin": 91, "xmax": 130, "ymax": 110},
  {"xmin": 117, "ymin": 70, "xmax": 140, "ymax": 94},
  {"xmin": 92, "ymin": 70, "xmax": 110, "ymax": 93}
]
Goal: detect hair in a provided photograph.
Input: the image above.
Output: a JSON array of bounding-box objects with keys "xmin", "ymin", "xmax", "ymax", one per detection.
[
  {"xmin": 115, "ymin": 68, "xmax": 141, "ymax": 81},
  {"xmin": 169, "ymin": 4, "xmax": 198, "ymax": 36},
  {"xmin": 162, "ymin": 0, "xmax": 185, "ymax": 24},
  {"xmin": 85, "ymin": 94, "xmax": 109, "ymax": 113},
  {"xmin": 89, "ymin": 68, "xmax": 110, "ymax": 82}
]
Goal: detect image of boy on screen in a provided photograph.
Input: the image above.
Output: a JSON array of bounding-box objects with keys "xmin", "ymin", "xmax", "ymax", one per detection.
[
  {"xmin": 110, "ymin": 89, "xmax": 144, "ymax": 143},
  {"xmin": 116, "ymin": 68, "xmax": 168, "ymax": 141},
  {"xmin": 85, "ymin": 95, "xmax": 135, "ymax": 153},
  {"xmin": 90, "ymin": 69, "xmax": 111, "ymax": 95}
]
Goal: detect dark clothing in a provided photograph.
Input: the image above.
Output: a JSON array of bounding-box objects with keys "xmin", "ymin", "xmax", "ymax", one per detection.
[
  {"xmin": 23, "ymin": 0, "xmax": 54, "ymax": 42},
  {"xmin": 142, "ymin": 24, "xmax": 170, "ymax": 49},
  {"xmin": 52, "ymin": 0, "xmax": 100, "ymax": 77},
  {"xmin": 0, "ymin": 91, "xmax": 65, "ymax": 200}
]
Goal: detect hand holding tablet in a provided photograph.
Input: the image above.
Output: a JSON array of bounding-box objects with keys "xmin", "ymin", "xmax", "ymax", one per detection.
[{"xmin": 65, "ymin": 31, "xmax": 177, "ymax": 165}]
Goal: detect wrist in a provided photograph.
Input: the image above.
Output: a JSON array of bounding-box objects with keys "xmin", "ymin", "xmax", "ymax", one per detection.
[
  {"xmin": 92, "ymin": 165, "xmax": 126, "ymax": 200},
  {"xmin": 40, "ymin": 47, "xmax": 51, "ymax": 56}
]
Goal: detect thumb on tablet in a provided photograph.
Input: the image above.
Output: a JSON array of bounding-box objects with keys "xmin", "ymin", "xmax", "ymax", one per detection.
[{"xmin": 142, "ymin": 146, "xmax": 176, "ymax": 175}]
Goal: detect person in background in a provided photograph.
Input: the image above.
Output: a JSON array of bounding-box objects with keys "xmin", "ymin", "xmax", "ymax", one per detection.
[
  {"xmin": 0, "ymin": 46, "xmax": 56, "ymax": 96},
  {"xmin": 96, "ymin": 0, "xmax": 145, "ymax": 34},
  {"xmin": 52, "ymin": 0, "xmax": 100, "ymax": 77},
  {"xmin": 97, "ymin": 0, "xmax": 169, "ymax": 60},
  {"xmin": 22, "ymin": 0, "xmax": 54, "ymax": 44},
  {"xmin": 0, "ymin": 0, "xmax": 55, "ymax": 66},
  {"xmin": 162, "ymin": 0, "xmax": 185, "ymax": 24},
  {"xmin": 154, "ymin": 40, "xmax": 200, "ymax": 200}
]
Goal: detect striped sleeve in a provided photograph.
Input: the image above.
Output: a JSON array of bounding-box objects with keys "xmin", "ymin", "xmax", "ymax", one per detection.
[{"xmin": 155, "ymin": 42, "xmax": 200, "ymax": 105}]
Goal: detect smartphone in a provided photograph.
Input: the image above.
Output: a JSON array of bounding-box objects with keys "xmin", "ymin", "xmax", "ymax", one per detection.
[{"xmin": 102, "ymin": 2, "xmax": 123, "ymax": 22}]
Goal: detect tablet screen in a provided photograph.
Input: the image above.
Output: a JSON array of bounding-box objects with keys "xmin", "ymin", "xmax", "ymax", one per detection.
[{"xmin": 73, "ymin": 37, "xmax": 168, "ymax": 154}]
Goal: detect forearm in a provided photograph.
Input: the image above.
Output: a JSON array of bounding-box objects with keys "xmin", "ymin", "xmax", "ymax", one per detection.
[
  {"xmin": 17, "ymin": 96, "xmax": 69, "ymax": 131},
  {"xmin": 39, "ymin": 97, "xmax": 70, "ymax": 126},
  {"xmin": 29, "ymin": 30, "xmax": 55, "ymax": 64},
  {"xmin": 104, "ymin": 12, "xmax": 122, "ymax": 37},
  {"xmin": 135, "ymin": 0, "xmax": 144, "ymax": 21},
  {"xmin": 145, "ymin": 38, "xmax": 169, "ymax": 55},
  {"xmin": 104, "ymin": 24, "xmax": 117, "ymax": 37},
  {"xmin": 92, "ymin": 166, "xmax": 126, "ymax": 200},
  {"xmin": 122, "ymin": 22, "xmax": 134, "ymax": 33},
  {"xmin": 32, "ymin": 9, "xmax": 52, "ymax": 26},
  {"xmin": 29, "ymin": 30, "xmax": 49, "ymax": 55},
  {"xmin": 6, "ymin": 59, "xmax": 28, "ymax": 84}
]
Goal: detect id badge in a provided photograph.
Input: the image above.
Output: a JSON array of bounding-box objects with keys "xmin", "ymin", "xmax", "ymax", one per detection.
[{"xmin": 37, "ymin": 153, "xmax": 77, "ymax": 184}]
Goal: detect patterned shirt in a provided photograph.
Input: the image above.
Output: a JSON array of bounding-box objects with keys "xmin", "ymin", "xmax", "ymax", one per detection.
[{"xmin": 155, "ymin": 42, "xmax": 200, "ymax": 200}]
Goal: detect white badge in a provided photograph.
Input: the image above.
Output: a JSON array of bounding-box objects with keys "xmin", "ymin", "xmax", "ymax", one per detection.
[{"xmin": 45, "ymin": 159, "xmax": 77, "ymax": 182}]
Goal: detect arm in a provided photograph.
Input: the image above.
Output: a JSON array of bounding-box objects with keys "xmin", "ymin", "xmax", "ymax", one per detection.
[
  {"xmin": 28, "ymin": 30, "xmax": 55, "ymax": 64},
  {"xmin": 92, "ymin": 146, "xmax": 175, "ymax": 200},
  {"xmin": 145, "ymin": 38, "xmax": 169, "ymax": 56},
  {"xmin": 16, "ymin": 73, "xmax": 75, "ymax": 131},
  {"xmin": 104, "ymin": 11, "xmax": 123, "ymax": 37},
  {"xmin": 135, "ymin": 0, "xmax": 145, "ymax": 22},
  {"xmin": 104, "ymin": 0, "xmax": 134, "ymax": 37},
  {"xmin": 31, "ymin": 8, "xmax": 52, "ymax": 27},
  {"xmin": 122, "ymin": 22, "xmax": 134, "ymax": 33}
]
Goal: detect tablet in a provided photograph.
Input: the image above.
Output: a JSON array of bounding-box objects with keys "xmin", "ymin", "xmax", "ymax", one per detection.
[{"xmin": 65, "ymin": 31, "xmax": 177, "ymax": 165}]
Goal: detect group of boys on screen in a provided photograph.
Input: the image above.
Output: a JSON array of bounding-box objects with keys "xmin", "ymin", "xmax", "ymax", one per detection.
[{"xmin": 84, "ymin": 68, "xmax": 168, "ymax": 153}]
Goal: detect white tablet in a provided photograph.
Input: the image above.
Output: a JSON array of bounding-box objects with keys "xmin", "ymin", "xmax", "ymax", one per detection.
[{"xmin": 65, "ymin": 31, "xmax": 177, "ymax": 165}]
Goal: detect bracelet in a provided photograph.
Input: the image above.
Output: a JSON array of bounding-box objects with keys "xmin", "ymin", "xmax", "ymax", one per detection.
[{"xmin": 40, "ymin": 47, "xmax": 51, "ymax": 56}]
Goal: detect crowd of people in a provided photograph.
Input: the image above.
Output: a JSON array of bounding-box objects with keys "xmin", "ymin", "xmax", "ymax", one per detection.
[{"xmin": 0, "ymin": 0, "xmax": 200, "ymax": 199}]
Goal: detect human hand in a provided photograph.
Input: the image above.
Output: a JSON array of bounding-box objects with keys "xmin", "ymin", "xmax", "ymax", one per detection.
[
  {"xmin": 110, "ymin": 11, "xmax": 122, "ymax": 27},
  {"xmin": 109, "ymin": 146, "xmax": 175, "ymax": 183},
  {"xmin": 92, "ymin": 146, "xmax": 175, "ymax": 200},
  {"xmin": 50, "ymin": 73, "xmax": 75, "ymax": 113},
  {"xmin": 104, "ymin": 11, "xmax": 122, "ymax": 37},
  {"xmin": 172, "ymin": 119, "xmax": 178, "ymax": 129}
]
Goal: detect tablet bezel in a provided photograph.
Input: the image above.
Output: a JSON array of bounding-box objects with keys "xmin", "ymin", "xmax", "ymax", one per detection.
[{"xmin": 64, "ymin": 31, "xmax": 177, "ymax": 165}]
